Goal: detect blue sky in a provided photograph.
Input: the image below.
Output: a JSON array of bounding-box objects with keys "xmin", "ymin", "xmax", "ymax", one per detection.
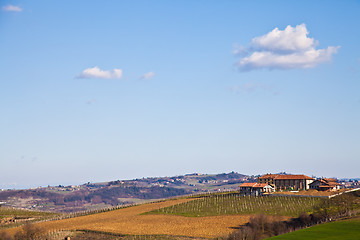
[{"xmin": 1, "ymin": 1, "xmax": 359, "ymax": 189}]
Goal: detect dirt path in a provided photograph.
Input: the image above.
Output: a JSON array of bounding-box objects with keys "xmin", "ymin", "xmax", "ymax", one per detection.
[{"xmin": 3, "ymin": 198, "xmax": 255, "ymax": 238}]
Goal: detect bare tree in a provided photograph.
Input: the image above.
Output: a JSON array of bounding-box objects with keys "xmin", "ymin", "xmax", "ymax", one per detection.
[{"xmin": 13, "ymin": 223, "xmax": 45, "ymax": 240}]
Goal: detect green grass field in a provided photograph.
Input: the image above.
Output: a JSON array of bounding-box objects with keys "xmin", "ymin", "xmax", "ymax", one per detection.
[
  {"xmin": 268, "ymin": 217, "xmax": 360, "ymax": 240},
  {"xmin": 148, "ymin": 193, "xmax": 324, "ymax": 217}
]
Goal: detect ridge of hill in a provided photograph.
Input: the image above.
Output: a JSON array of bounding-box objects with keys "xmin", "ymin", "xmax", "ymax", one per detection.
[{"xmin": 0, "ymin": 172, "xmax": 250, "ymax": 212}]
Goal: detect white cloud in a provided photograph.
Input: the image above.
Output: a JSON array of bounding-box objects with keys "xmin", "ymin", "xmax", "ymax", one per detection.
[
  {"xmin": 236, "ymin": 24, "xmax": 339, "ymax": 71},
  {"xmin": 251, "ymin": 24, "xmax": 315, "ymax": 53},
  {"xmin": 140, "ymin": 72, "xmax": 155, "ymax": 79},
  {"xmin": 77, "ymin": 66, "xmax": 123, "ymax": 79},
  {"xmin": 2, "ymin": 5, "xmax": 22, "ymax": 12}
]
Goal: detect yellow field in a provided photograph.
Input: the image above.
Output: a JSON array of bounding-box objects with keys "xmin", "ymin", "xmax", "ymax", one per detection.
[
  {"xmin": 3, "ymin": 198, "xmax": 291, "ymax": 238},
  {"xmin": 3, "ymin": 198, "xmax": 263, "ymax": 238}
]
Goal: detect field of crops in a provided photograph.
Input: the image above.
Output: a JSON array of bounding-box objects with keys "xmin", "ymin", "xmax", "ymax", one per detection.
[
  {"xmin": 0, "ymin": 207, "xmax": 57, "ymax": 228},
  {"xmin": 0, "ymin": 207, "xmax": 57, "ymax": 222},
  {"xmin": 3, "ymin": 198, "xmax": 257, "ymax": 238},
  {"xmin": 2, "ymin": 193, "xmax": 326, "ymax": 238},
  {"xmin": 148, "ymin": 193, "xmax": 324, "ymax": 217},
  {"xmin": 0, "ymin": 207, "xmax": 53, "ymax": 219}
]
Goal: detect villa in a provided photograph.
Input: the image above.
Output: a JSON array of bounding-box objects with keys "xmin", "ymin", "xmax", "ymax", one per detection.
[{"xmin": 240, "ymin": 173, "xmax": 315, "ymax": 195}]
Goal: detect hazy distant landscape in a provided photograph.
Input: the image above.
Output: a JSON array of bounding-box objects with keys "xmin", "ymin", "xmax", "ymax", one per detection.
[
  {"xmin": 1, "ymin": 182, "xmax": 360, "ymax": 239},
  {"xmin": 0, "ymin": 172, "xmax": 250, "ymax": 212},
  {"xmin": 2, "ymin": 172, "xmax": 358, "ymax": 213}
]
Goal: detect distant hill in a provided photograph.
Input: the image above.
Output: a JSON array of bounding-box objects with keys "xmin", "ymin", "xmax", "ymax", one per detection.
[{"xmin": 0, "ymin": 172, "xmax": 250, "ymax": 212}]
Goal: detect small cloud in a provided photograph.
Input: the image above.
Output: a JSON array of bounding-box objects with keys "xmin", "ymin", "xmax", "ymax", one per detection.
[
  {"xmin": 2, "ymin": 5, "xmax": 22, "ymax": 12},
  {"xmin": 140, "ymin": 72, "xmax": 155, "ymax": 79},
  {"xmin": 236, "ymin": 24, "xmax": 339, "ymax": 71},
  {"xmin": 230, "ymin": 82, "xmax": 279, "ymax": 95},
  {"xmin": 77, "ymin": 66, "xmax": 123, "ymax": 79}
]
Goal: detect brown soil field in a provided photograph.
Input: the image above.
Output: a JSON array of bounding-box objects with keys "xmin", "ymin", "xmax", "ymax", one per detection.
[{"xmin": 2, "ymin": 198, "xmax": 288, "ymax": 238}]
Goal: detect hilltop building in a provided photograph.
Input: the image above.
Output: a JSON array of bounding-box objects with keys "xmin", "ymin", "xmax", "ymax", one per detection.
[
  {"xmin": 257, "ymin": 174, "xmax": 278, "ymax": 185},
  {"xmin": 258, "ymin": 174, "xmax": 314, "ymax": 191},
  {"xmin": 239, "ymin": 183, "xmax": 274, "ymax": 195},
  {"xmin": 240, "ymin": 173, "xmax": 315, "ymax": 195},
  {"xmin": 309, "ymin": 178, "xmax": 341, "ymax": 191}
]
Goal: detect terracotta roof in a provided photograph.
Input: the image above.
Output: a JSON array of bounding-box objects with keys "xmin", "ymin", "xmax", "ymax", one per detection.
[
  {"xmin": 323, "ymin": 178, "xmax": 338, "ymax": 183},
  {"xmin": 239, "ymin": 183, "xmax": 272, "ymax": 188},
  {"xmin": 258, "ymin": 174, "xmax": 279, "ymax": 179},
  {"xmin": 274, "ymin": 174, "xmax": 314, "ymax": 180},
  {"xmin": 311, "ymin": 178, "xmax": 340, "ymax": 186},
  {"xmin": 239, "ymin": 182, "xmax": 257, "ymax": 187},
  {"xmin": 253, "ymin": 183, "xmax": 269, "ymax": 188}
]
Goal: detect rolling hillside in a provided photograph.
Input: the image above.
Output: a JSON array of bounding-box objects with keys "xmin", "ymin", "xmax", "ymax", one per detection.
[
  {"xmin": 2, "ymin": 197, "xmax": 253, "ymax": 238},
  {"xmin": 1, "ymin": 191, "xmax": 326, "ymax": 239},
  {"xmin": 2, "ymin": 190, "xmax": 360, "ymax": 239},
  {"xmin": 0, "ymin": 172, "xmax": 249, "ymax": 212}
]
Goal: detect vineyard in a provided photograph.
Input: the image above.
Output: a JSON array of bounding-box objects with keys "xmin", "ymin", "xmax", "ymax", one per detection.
[
  {"xmin": 148, "ymin": 193, "xmax": 324, "ymax": 217},
  {"xmin": 0, "ymin": 207, "xmax": 58, "ymax": 229},
  {"xmin": 1, "ymin": 198, "xmax": 253, "ymax": 238},
  {"xmin": 0, "ymin": 207, "xmax": 55, "ymax": 220},
  {"xmin": 4, "ymin": 192, "xmax": 358, "ymax": 239}
]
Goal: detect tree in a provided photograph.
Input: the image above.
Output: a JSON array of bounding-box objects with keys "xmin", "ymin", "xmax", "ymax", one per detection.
[{"xmin": 13, "ymin": 223, "xmax": 45, "ymax": 240}]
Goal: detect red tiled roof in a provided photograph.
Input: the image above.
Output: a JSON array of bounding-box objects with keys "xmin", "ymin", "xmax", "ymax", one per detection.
[
  {"xmin": 239, "ymin": 183, "xmax": 272, "ymax": 188},
  {"xmin": 274, "ymin": 174, "xmax": 314, "ymax": 180},
  {"xmin": 323, "ymin": 178, "xmax": 338, "ymax": 183},
  {"xmin": 311, "ymin": 178, "xmax": 340, "ymax": 186},
  {"xmin": 253, "ymin": 183, "xmax": 269, "ymax": 188},
  {"xmin": 258, "ymin": 174, "xmax": 279, "ymax": 179}
]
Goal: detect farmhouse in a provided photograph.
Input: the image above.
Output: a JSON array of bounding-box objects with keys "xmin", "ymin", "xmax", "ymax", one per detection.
[
  {"xmin": 239, "ymin": 182, "xmax": 274, "ymax": 196},
  {"xmin": 258, "ymin": 174, "xmax": 314, "ymax": 191},
  {"xmin": 240, "ymin": 174, "xmax": 315, "ymax": 194},
  {"xmin": 309, "ymin": 178, "xmax": 341, "ymax": 191},
  {"xmin": 257, "ymin": 174, "xmax": 278, "ymax": 185}
]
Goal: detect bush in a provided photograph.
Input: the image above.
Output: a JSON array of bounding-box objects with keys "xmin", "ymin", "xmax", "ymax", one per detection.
[
  {"xmin": 0, "ymin": 231, "xmax": 12, "ymax": 240},
  {"xmin": 13, "ymin": 223, "xmax": 45, "ymax": 240},
  {"xmin": 271, "ymin": 221, "xmax": 287, "ymax": 236},
  {"xmin": 228, "ymin": 226, "xmax": 259, "ymax": 240}
]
